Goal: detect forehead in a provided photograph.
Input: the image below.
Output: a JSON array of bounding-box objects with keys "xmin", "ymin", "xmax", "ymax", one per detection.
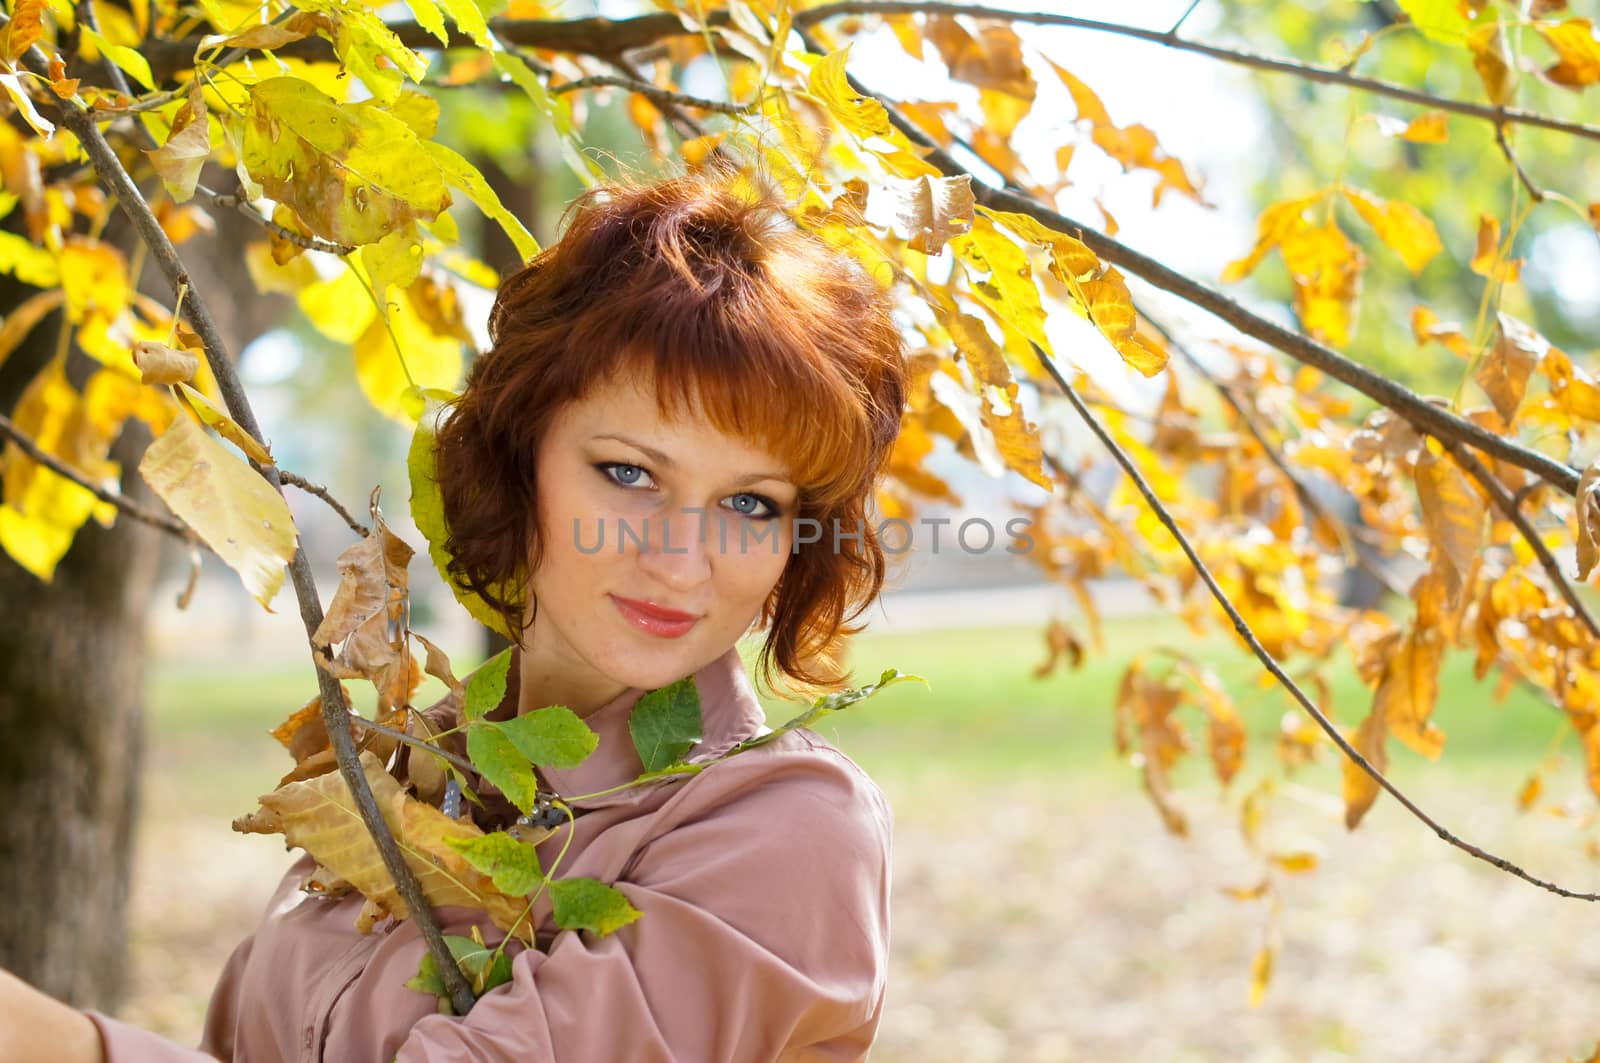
[{"xmin": 553, "ymin": 372, "xmax": 792, "ymax": 477}]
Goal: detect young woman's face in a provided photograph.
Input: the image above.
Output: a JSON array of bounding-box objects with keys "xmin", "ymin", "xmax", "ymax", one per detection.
[{"xmin": 519, "ymin": 372, "xmax": 798, "ymax": 714}]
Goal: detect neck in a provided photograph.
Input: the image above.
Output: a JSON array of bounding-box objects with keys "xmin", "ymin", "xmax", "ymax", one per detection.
[{"xmin": 514, "ymin": 643, "xmax": 631, "ymax": 720}]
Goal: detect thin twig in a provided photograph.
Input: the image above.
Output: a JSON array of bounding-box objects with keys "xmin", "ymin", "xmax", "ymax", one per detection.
[
  {"xmin": 0, "ymin": 410, "xmax": 197, "ymax": 543},
  {"xmin": 1041, "ymin": 350, "xmax": 1600, "ymax": 901},
  {"xmin": 551, "ymin": 72, "xmax": 752, "ymax": 115},
  {"xmin": 1492, "ymin": 123, "xmax": 1546, "ymax": 204},
  {"xmin": 198, "ymin": 185, "xmax": 356, "ymax": 256},
  {"xmin": 786, "ymin": 24, "xmax": 1582, "ymax": 500},
  {"xmin": 1168, "ymin": 0, "xmax": 1204, "ymax": 37},
  {"xmin": 792, "ymin": 2, "xmax": 1600, "ymax": 145},
  {"xmin": 349, "ymin": 714, "xmax": 476, "ymax": 777},
  {"xmin": 32, "ymin": 49, "xmax": 479, "ymax": 1014},
  {"xmin": 280, "ymin": 471, "xmax": 370, "ymax": 538},
  {"xmin": 1436, "ymin": 436, "xmax": 1600, "ymax": 641}
]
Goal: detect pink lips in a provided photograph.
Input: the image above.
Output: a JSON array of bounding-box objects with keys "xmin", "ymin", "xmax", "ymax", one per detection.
[{"xmin": 611, "ymin": 594, "xmax": 701, "ymax": 639}]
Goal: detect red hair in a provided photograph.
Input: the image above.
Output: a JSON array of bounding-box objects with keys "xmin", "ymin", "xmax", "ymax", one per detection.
[{"xmin": 432, "ymin": 163, "xmax": 907, "ymax": 693}]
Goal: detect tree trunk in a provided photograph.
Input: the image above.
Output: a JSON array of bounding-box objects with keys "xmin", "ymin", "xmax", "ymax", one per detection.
[{"xmin": 0, "ymin": 422, "xmax": 161, "ymax": 1008}]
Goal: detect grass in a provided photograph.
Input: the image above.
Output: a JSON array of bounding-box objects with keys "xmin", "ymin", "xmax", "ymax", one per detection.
[{"xmin": 147, "ymin": 612, "xmax": 1574, "ymax": 811}]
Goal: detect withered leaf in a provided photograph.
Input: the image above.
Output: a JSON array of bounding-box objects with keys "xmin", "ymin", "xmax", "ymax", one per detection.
[{"xmin": 235, "ymin": 751, "xmax": 532, "ymax": 941}]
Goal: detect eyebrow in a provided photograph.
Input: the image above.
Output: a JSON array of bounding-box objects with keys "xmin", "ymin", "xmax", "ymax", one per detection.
[{"xmin": 591, "ymin": 433, "xmax": 794, "ymax": 488}]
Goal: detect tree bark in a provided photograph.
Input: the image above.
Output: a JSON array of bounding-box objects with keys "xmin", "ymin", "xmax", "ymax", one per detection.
[{"xmin": 0, "ymin": 397, "xmax": 160, "ymax": 1009}]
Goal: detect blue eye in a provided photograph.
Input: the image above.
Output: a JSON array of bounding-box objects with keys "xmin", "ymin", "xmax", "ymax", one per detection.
[
  {"xmin": 597, "ymin": 462, "xmax": 651, "ymax": 488},
  {"xmin": 725, "ymin": 492, "xmax": 779, "ymax": 520}
]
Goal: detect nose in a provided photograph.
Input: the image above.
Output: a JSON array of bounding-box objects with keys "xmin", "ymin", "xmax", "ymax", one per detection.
[{"xmin": 633, "ymin": 506, "xmax": 712, "ymax": 592}]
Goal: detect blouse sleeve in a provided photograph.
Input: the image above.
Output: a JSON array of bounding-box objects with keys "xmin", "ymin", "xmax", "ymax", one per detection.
[
  {"xmin": 384, "ymin": 739, "xmax": 893, "ymax": 1063},
  {"xmin": 83, "ymin": 1012, "xmax": 222, "ymax": 1062}
]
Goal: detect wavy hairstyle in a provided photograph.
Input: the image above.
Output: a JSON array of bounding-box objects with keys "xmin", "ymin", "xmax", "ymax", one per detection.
[{"xmin": 432, "ymin": 163, "xmax": 907, "ymax": 694}]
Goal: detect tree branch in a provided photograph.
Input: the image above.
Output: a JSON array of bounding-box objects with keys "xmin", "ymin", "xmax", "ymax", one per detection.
[
  {"xmin": 1041, "ymin": 347, "xmax": 1600, "ymax": 902},
  {"xmin": 0, "ymin": 410, "xmax": 196, "ymax": 543},
  {"xmin": 1434, "ymin": 436, "xmax": 1600, "ymax": 641},
  {"xmin": 348, "ymin": 714, "xmax": 476, "ymax": 777},
  {"xmin": 787, "ymin": 24, "xmax": 1581, "ymax": 499},
  {"xmin": 198, "ymin": 185, "xmax": 357, "ymax": 256},
  {"xmin": 550, "ymin": 71, "xmax": 752, "ymax": 115},
  {"xmin": 796, "ymin": 2, "xmax": 1600, "ymax": 145},
  {"xmin": 279, "ymin": 471, "xmax": 370, "ymax": 538},
  {"xmin": 32, "ymin": 54, "xmax": 480, "ymax": 1015}
]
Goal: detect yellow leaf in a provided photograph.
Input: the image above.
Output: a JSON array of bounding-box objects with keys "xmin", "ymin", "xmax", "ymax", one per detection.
[
  {"xmin": 983, "ymin": 206, "xmax": 1100, "ymax": 281},
  {"xmin": 241, "ymin": 77, "xmax": 450, "ymax": 247},
  {"xmin": 1476, "ymin": 313, "xmax": 1544, "ymax": 422},
  {"xmin": 59, "ymin": 238, "xmax": 129, "ymax": 324},
  {"xmin": 1575, "ymin": 456, "xmax": 1600, "ymax": 581},
  {"xmin": 354, "ymin": 276, "xmax": 465, "ymax": 423},
  {"xmin": 235, "ymin": 751, "xmax": 532, "ymax": 941},
  {"xmin": 1268, "ymin": 849, "xmax": 1321, "ymax": 873},
  {"xmin": 3, "ymin": 0, "xmax": 45, "ymax": 61},
  {"xmin": 424, "ymin": 141, "xmax": 540, "ymax": 265},
  {"xmin": 1248, "ymin": 945, "xmax": 1274, "ymax": 1008},
  {"xmin": 0, "ymin": 359, "xmax": 121, "ymax": 579},
  {"xmin": 1343, "ymin": 703, "xmax": 1388, "ymax": 829},
  {"xmin": 1280, "ymin": 220, "xmax": 1363, "ymax": 347},
  {"xmin": 1538, "ymin": 18, "xmax": 1600, "ymax": 88},
  {"xmin": 1415, "ymin": 448, "xmax": 1485, "ymax": 596},
  {"xmin": 1374, "ymin": 110, "xmax": 1449, "ymax": 143},
  {"xmin": 0, "ymin": 288, "xmax": 63, "ymax": 375},
  {"xmin": 0, "ymin": 231, "xmax": 61, "ymax": 288},
  {"xmin": 1221, "ymin": 192, "xmax": 1326, "ymax": 284},
  {"xmin": 1517, "ymin": 771, "xmax": 1543, "ymax": 811},
  {"xmin": 1079, "ymin": 266, "xmax": 1169, "ymax": 377},
  {"xmin": 175, "ymin": 382, "xmax": 273, "ymax": 465},
  {"xmin": 137, "ymin": 410, "xmax": 298, "ymax": 606},
  {"xmin": 144, "ymin": 87, "xmax": 212, "ymax": 203},
  {"xmin": 1467, "ymin": 23, "xmax": 1518, "ymax": 106},
  {"xmin": 1375, "ymin": 623, "xmax": 1447, "ymax": 759},
  {"xmin": 131, "ymin": 340, "xmax": 199, "ymax": 386},
  {"xmin": 806, "ymin": 45, "xmax": 894, "ymax": 142},
  {"xmin": 1342, "ymin": 187, "xmax": 1442, "ymax": 274}
]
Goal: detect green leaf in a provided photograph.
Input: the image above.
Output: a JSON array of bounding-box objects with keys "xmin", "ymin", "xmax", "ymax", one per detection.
[
  {"xmin": 739, "ymin": 668, "xmax": 927, "ymax": 751},
  {"xmin": 464, "ymin": 648, "xmax": 513, "ymax": 721},
  {"xmin": 404, "ymin": 931, "xmax": 514, "ymax": 1005},
  {"xmin": 466, "ymin": 723, "xmax": 540, "ymax": 815},
  {"xmin": 628, "ymin": 677, "xmax": 703, "ymax": 773},
  {"xmin": 495, "ymin": 706, "xmax": 597, "ymax": 770},
  {"xmin": 550, "ymin": 878, "xmax": 641, "ymax": 936},
  {"xmin": 1394, "ymin": 0, "xmax": 1471, "ymax": 43},
  {"xmin": 242, "ymin": 77, "xmax": 449, "ymax": 246},
  {"xmin": 402, "ymin": 0, "xmax": 449, "ymax": 46},
  {"xmin": 83, "ymin": 27, "xmax": 155, "ymax": 90},
  {"xmin": 407, "ymin": 399, "xmax": 517, "ymax": 638},
  {"xmin": 423, "ymin": 141, "xmax": 540, "ymax": 264},
  {"xmin": 445, "ymin": 831, "xmax": 544, "ymax": 895}
]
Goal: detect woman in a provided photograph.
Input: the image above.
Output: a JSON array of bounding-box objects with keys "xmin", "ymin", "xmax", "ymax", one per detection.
[{"xmin": 0, "ymin": 163, "xmax": 909, "ymax": 1061}]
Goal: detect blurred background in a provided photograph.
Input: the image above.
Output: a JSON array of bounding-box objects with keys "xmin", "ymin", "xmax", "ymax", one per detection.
[{"xmin": 8, "ymin": 0, "xmax": 1600, "ymax": 1059}]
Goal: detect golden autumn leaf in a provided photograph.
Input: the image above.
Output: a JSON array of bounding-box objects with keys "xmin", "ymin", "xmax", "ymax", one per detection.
[
  {"xmin": 314, "ymin": 511, "xmax": 416, "ymax": 710},
  {"xmin": 1221, "ymin": 192, "xmax": 1327, "ymax": 284},
  {"xmin": 1343, "ymin": 703, "xmax": 1389, "ymax": 830},
  {"xmin": 1279, "ymin": 219, "xmax": 1364, "ymax": 347},
  {"xmin": 1411, "ymin": 305, "xmax": 1473, "ymax": 359},
  {"xmin": 1467, "ymin": 22, "xmax": 1518, "ymax": 106},
  {"xmin": 0, "ymin": 358, "xmax": 122, "ymax": 580},
  {"xmin": 234, "ymin": 751, "xmax": 533, "ymax": 941},
  {"xmin": 1373, "ymin": 110, "xmax": 1449, "ymax": 143},
  {"xmin": 1078, "ymin": 266, "xmax": 1168, "ymax": 377},
  {"xmin": 174, "ymin": 383, "xmax": 273, "ymax": 466},
  {"xmin": 137, "ymin": 409, "xmax": 298, "ymax": 606},
  {"xmin": 806, "ymin": 45, "xmax": 894, "ymax": 142},
  {"xmin": 2, "ymin": 0, "xmax": 45, "ymax": 61},
  {"xmin": 144, "ymin": 86, "xmax": 211, "ymax": 203},
  {"xmin": 59, "ymin": 238, "xmax": 129, "ymax": 324},
  {"xmin": 0, "ymin": 288, "xmax": 64, "ymax": 375},
  {"xmin": 1342, "ymin": 186, "xmax": 1443, "ymax": 273},
  {"xmin": 1415, "ymin": 448, "xmax": 1485, "ymax": 597},
  {"xmin": 1475, "ymin": 313, "xmax": 1544, "ymax": 423},
  {"xmin": 1537, "ymin": 18, "xmax": 1600, "ymax": 88},
  {"xmin": 1267, "ymin": 849, "xmax": 1321, "ymax": 873},
  {"xmin": 1248, "ymin": 944, "xmax": 1275, "ymax": 1008},
  {"xmin": 881, "ymin": 173, "xmax": 975, "ymax": 255},
  {"xmin": 1575, "ymin": 456, "xmax": 1600, "ymax": 581}
]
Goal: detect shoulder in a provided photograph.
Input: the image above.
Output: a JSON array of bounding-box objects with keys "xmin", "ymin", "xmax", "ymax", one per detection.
[{"xmin": 625, "ymin": 728, "xmax": 892, "ymax": 890}]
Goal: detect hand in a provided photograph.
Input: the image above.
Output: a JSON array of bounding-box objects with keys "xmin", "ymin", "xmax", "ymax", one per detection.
[{"xmin": 0, "ymin": 967, "xmax": 104, "ymax": 1063}]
